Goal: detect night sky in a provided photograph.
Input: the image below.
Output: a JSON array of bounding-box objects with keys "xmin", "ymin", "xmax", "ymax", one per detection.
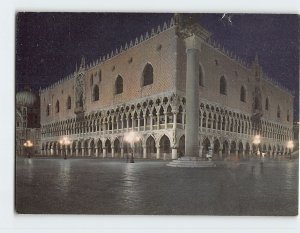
[{"xmin": 15, "ymin": 13, "xmax": 299, "ymax": 116}]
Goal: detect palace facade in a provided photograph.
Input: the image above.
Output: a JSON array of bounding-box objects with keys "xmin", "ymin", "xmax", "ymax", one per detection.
[{"xmin": 39, "ymin": 14, "xmax": 294, "ymax": 160}]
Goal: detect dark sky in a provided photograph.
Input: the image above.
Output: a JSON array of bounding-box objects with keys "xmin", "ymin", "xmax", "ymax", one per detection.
[{"xmin": 15, "ymin": 13, "xmax": 299, "ymax": 116}]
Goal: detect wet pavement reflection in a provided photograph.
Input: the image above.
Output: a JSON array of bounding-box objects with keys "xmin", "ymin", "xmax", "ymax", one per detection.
[{"xmin": 15, "ymin": 158, "xmax": 298, "ymax": 215}]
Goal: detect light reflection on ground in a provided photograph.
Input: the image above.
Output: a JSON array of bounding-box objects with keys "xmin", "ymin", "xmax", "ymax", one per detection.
[{"xmin": 15, "ymin": 157, "xmax": 298, "ymax": 215}]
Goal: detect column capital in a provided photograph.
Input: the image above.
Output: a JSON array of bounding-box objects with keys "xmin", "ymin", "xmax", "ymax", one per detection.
[{"xmin": 184, "ymin": 35, "xmax": 202, "ymax": 51}]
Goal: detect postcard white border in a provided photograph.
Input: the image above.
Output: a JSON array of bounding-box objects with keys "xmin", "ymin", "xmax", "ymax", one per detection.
[{"xmin": 0, "ymin": 0, "xmax": 299, "ymax": 232}]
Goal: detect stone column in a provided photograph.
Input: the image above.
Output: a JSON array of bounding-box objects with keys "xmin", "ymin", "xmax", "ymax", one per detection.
[
  {"xmin": 143, "ymin": 146, "xmax": 147, "ymax": 159},
  {"xmin": 184, "ymin": 35, "xmax": 201, "ymax": 157},
  {"xmin": 199, "ymin": 145, "xmax": 203, "ymax": 157},
  {"xmin": 150, "ymin": 114, "xmax": 153, "ymax": 130},
  {"xmin": 111, "ymin": 117, "xmax": 114, "ymax": 133},
  {"xmin": 126, "ymin": 117, "xmax": 129, "ymax": 131},
  {"xmin": 218, "ymin": 149, "xmax": 222, "ymax": 159},
  {"xmin": 88, "ymin": 148, "xmax": 91, "ymax": 157},
  {"xmin": 172, "ymin": 148, "xmax": 177, "ymax": 160},
  {"xmin": 173, "ymin": 112, "xmax": 177, "ymax": 129},
  {"xmin": 121, "ymin": 147, "xmax": 124, "ymax": 158},
  {"xmin": 164, "ymin": 112, "xmax": 168, "ymax": 129},
  {"xmin": 143, "ymin": 114, "xmax": 146, "ymax": 131},
  {"xmin": 103, "ymin": 148, "xmax": 107, "ymax": 158},
  {"xmin": 95, "ymin": 147, "xmax": 98, "ymax": 157},
  {"xmin": 182, "ymin": 111, "xmax": 186, "ymax": 129},
  {"xmin": 132, "ymin": 116, "xmax": 135, "ymax": 130},
  {"xmin": 137, "ymin": 117, "xmax": 141, "ymax": 131},
  {"xmin": 81, "ymin": 147, "xmax": 84, "ymax": 157},
  {"xmin": 156, "ymin": 146, "xmax": 160, "ymax": 159},
  {"xmin": 157, "ymin": 113, "xmax": 160, "ymax": 130},
  {"xmin": 111, "ymin": 147, "xmax": 115, "ymax": 158},
  {"xmin": 75, "ymin": 146, "xmax": 79, "ymax": 157}
]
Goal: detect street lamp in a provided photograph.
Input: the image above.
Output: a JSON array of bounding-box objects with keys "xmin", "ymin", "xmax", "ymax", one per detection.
[
  {"xmin": 23, "ymin": 140, "xmax": 33, "ymax": 158},
  {"xmin": 253, "ymin": 135, "xmax": 261, "ymax": 158},
  {"xmin": 287, "ymin": 140, "xmax": 294, "ymax": 159},
  {"xmin": 59, "ymin": 137, "xmax": 71, "ymax": 159},
  {"xmin": 124, "ymin": 131, "xmax": 141, "ymax": 163}
]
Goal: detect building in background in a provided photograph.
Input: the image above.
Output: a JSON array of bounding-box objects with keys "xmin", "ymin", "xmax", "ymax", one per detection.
[
  {"xmin": 39, "ymin": 14, "xmax": 294, "ymax": 160},
  {"xmin": 16, "ymin": 87, "xmax": 40, "ymax": 156}
]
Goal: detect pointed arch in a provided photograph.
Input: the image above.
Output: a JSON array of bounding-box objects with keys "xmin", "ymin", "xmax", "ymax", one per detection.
[
  {"xmin": 55, "ymin": 100, "xmax": 60, "ymax": 113},
  {"xmin": 67, "ymin": 96, "xmax": 71, "ymax": 109},
  {"xmin": 265, "ymin": 97, "xmax": 269, "ymax": 110},
  {"xmin": 213, "ymin": 138, "xmax": 221, "ymax": 158},
  {"xmin": 93, "ymin": 85, "xmax": 99, "ymax": 101},
  {"xmin": 105, "ymin": 139, "xmax": 112, "ymax": 155},
  {"xmin": 202, "ymin": 138, "xmax": 211, "ymax": 157},
  {"xmin": 277, "ymin": 105, "xmax": 281, "ymax": 118},
  {"xmin": 160, "ymin": 135, "xmax": 171, "ymax": 153},
  {"xmin": 142, "ymin": 63, "xmax": 154, "ymax": 86},
  {"xmin": 115, "ymin": 75, "xmax": 123, "ymax": 94},
  {"xmin": 146, "ymin": 135, "xmax": 156, "ymax": 158},
  {"xmin": 114, "ymin": 138, "xmax": 121, "ymax": 158}
]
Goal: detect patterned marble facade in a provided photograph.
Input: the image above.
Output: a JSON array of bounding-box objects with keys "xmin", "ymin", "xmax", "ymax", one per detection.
[{"xmin": 39, "ymin": 14, "xmax": 294, "ymax": 160}]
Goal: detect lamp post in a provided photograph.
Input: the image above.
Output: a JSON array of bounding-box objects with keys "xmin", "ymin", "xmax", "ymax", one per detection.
[
  {"xmin": 23, "ymin": 140, "xmax": 33, "ymax": 158},
  {"xmin": 253, "ymin": 135, "xmax": 261, "ymax": 158},
  {"xmin": 59, "ymin": 137, "xmax": 71, "ymax": 159},
  {"xmin": 287, "ymin": 140, "xmax": 294, "ymax": 160},
  {"xmin": 124, "ymin": 131, "xmax": 141, "ymax": 163}
]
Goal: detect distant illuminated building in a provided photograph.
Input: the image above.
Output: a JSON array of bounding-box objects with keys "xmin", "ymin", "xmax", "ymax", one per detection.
[{"xmin": 16, "ymin": 87, "xmax": 40, "ymax": 156}]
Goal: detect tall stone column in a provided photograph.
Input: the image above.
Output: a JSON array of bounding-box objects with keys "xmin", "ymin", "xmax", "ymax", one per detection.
[
  {"xmin": 143, "ymin": 146, "xmax": 147, "ymax": 159},
  {"xmin": 156, "ymin": 147, "xmax": 160, "ymax": 159},
  {"xmin": 172, "ymin": 148, "xmax": 177, "ymax": 160},
  {"xmin": 75, "ymin": 146, "xmax": 79, "ymax": 157},
  {"xmin": 164, "ymin": 112, "xmax": 168, "ymax": 129},
  {"xmin": 184, "ymin": 35, "xmax": 200, "ymax": 157},
  {"xmin": 81, "ymin": 147, "xmax": 84, "ymax": 157},
  {"xmin": 95, "ymin": 147, "xmax": 98, "ymax": 157},
  {"xmin": 88, "ymin": 148, "xmax": 91, "ymax": 156},
  {"xmin": 121, "ymin": 147, "xmax": 124, "ymax": 158},
  {"xmin": 150, "ymin": 114, "xmax": 153, "ymax": 130},
  {"xmin": 143, "ymin": 115, "xmax": 146, "ymax": 131},
  {"xmin": 173, "ymin": 112, "xmax": 177, "ymax": 129},
  {"xmin": 103, "ymin": 148, "xmax": 107, "ymax": 158},
  {"xmin": 111, "ymin": 147, "xmax": 115, "ymax": 158},
  {"xmin": 137, "ymin": 117, "xmax": 140, "ymax": 131}
]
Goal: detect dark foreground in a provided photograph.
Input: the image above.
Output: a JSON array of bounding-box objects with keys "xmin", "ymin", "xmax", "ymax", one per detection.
[{"xmin": 15, "ymin": 157, "xmax": 298, "ymax": 215}]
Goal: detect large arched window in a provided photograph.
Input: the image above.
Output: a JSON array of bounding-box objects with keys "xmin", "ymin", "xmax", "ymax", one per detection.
[
  {"xmin": 67, "ymin": 96, "xmax": 71, "ymax": 109},
  {"xmin": 55, "ymin": 100, "xmax": 59, "ymax": 113},
  {"xmin": 142, "ymin": 63, "xmax": 153, "ymax": 86},
  {"xmin": 115, "ymin": 75, "xmax": 123, "ymax": 94},
  {"xmin": 93, "ymin": 85, "xmax": 99, "ymax": 101},
  {"xmin": 220, "ymin": 76, "xmax": 227, "ymax": 95},
  {"xmin": 265, "ymin": 97, "xmax": 269, "ymax": 110},
  {"xmin": 199, "ymin": 65, "xmax": 204, "ymax": 87},
  {"xmin": 277, "ymin": 105, "xmax": 281, "ymax": 118},
  {"xmin": 240, "ymin": 86, "xmax": 246, "ymax": 102}
]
